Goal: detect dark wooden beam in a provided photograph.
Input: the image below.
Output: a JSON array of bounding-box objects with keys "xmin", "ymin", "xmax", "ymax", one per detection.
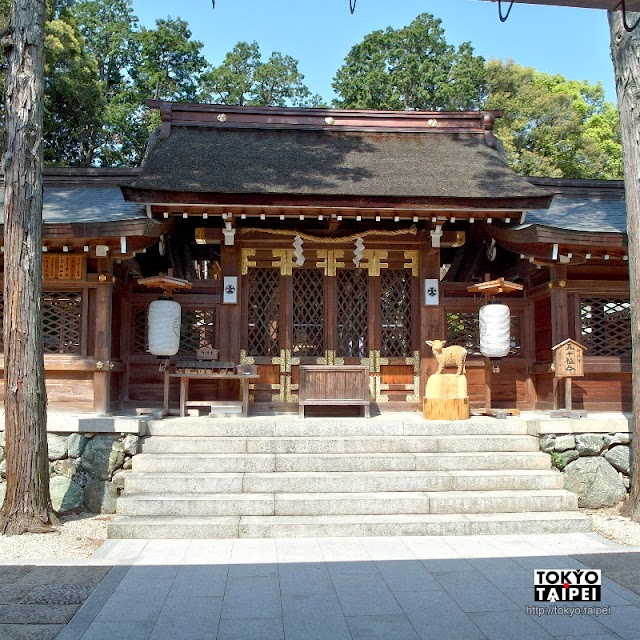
[{"xmin": 123, "ymin": 187, "xmax": 552, "ymax": 212}]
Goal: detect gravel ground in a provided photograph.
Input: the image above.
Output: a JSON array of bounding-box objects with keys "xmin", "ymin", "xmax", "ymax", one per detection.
[
  {"xmin": 0, "ymin": 509, "xmax": 640, "ymax": 561},
  {"xmin": 587, "ymin": 505, "xmax": 640, "ymax": 546},
  {"xmin": 0, "ymin": 512, "xmax": 110, "ymax": 561}
]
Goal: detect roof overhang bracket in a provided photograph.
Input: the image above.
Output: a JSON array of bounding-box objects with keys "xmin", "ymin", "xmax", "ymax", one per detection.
[{"xmin": 430, "ymin": 224, "xmax": 444, "ymax": 249}]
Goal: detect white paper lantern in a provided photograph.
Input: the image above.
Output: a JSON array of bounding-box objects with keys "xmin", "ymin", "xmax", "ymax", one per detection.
[
  {"xmin": 479, "ymin": 303, "xmax": 511, "ymax": 358},
  {"xmin": 148, "ymin": 299, "xmax": 181, "ymax": 356}
]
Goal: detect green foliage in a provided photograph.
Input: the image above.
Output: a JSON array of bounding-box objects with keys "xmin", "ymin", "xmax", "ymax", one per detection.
[
  {"xmin": 43, "ymin": 7, "xmax": 105, "ymax": 166},
  {"xmin": 550, "ymin": 451, "xmax": 565, "ymax": 470},
  {"xmin": 332, "ymin": 13, "xmax": 487, "ymax": 111},
  {"xmin": 483, "ymin": 60, "xmax": 622, "ymax": 179},
  {"xmin": 202, "ymin": 41, "xmax": 322, "ymax": 107},
  {"xmin": 133, "ymin": 17, "xmax": 206, "ymax": 102},
  {"xmin": 72, "ymin": 0, "xmax": 139, "ymax": 96}
]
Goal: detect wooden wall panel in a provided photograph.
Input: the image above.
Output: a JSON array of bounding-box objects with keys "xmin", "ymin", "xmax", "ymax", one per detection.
[
  {"xmin": 534, "ymin": 371, "xmax": 631, "ymax": 411},
  {"xmin": 570, "ymin": 374, "xmax": 631, "ymax": 411},
  {"xmin": 381, "ymin": 365, "xmax": 414, "ymax": 385},
  {"xmin": 535, "ymin": 297, "xmax": 552, "ymax": 361}
]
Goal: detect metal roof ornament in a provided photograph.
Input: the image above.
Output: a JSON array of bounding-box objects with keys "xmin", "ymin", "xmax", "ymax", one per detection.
[
  {"xmin": 498, "ymin": 1, "xmax": 515, "ymax": 22},
  {"xmin": 621, "ymin": 0, "xmax": 640, "ymax": 32}
]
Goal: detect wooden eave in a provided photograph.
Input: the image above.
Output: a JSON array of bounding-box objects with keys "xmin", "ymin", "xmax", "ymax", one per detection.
[
  {"xmin": 0, "ymin": 217, "xmax": 171, "ymax": 253},
  {"xmin": 145, "ymin": 203, "xmax": 527, "ymax": 223},
  {"xmin": 123, "ymin": 187, "xmax": 550, "ymax": 215},
  {"xmin": 488, "ymin": 223, "xmax": 628, "ymax": 262}
]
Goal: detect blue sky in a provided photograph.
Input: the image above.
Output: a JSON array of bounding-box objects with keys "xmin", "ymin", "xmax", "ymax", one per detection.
[{"xmin": 131, "ymin": 0, "xmax": 617, "ymax": 104}]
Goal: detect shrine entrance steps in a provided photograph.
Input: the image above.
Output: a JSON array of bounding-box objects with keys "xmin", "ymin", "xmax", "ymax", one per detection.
[{"xmin": 107, "ymin": 416, "xmax": 590, "ymax": 539}]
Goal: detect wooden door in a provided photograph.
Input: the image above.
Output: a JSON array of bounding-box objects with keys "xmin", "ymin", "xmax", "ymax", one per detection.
[{"xmin": 241, "ymin": 248, "xmax": 421, "ymax": 408}]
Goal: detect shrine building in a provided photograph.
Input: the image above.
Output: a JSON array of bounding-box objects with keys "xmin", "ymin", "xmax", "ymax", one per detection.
[{"xmin": 0, "ymin": 103, "xmax": 630, "ymax": 416}]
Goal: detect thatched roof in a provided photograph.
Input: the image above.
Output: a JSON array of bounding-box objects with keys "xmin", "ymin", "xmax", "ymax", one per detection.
[{"xmin": 122, "ymin": 125, "xmax": 552, "ymax": 210}]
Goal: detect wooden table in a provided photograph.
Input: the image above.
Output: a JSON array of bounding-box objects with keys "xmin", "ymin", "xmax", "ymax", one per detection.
[{"xmin": 164, "ymin": 372, "xmax": 259, "ymax": 417}]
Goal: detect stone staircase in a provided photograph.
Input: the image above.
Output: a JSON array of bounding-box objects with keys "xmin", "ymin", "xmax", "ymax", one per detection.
[{"xmin": 107, "ymin": 416, "xmax": 590, "ymax": 538}]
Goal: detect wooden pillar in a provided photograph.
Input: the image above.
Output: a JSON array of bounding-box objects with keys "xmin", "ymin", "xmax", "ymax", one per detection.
[
  {"xmin": 550, "ymin": 264, "xmax": 569, "ymax": 410},
  {"xmin": 218, "ymin": 244, "xmax": 241, "ymax": 400},
  {"xmin": 420, "ymin": 248, "xmax": 442, "ymax": 396},
  {"xmin": 94, "ymin": 258, "xmax": 113, "ymax": 414}
]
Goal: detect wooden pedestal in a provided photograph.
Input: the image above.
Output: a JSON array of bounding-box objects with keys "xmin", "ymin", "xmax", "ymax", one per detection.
[{"xmin": 423, "ymin": 374, "xmax": 470, "ymax": 420}]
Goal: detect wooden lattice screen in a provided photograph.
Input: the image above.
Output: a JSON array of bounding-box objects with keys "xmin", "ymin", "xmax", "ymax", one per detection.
[
  {"xmin": 133, "ymin": 308, "xmax": 148, "ymax": 354},
  {"xmin": 580, "ymin": 297, "xmax": 631, "ymax": 357},
  {"xmin": 292, "ymin": 268, "xmax": 324, "ymax": 357},
  {"xmin": 381, "ymin": 269, "xmax": 412, "ymax": 358},
  {"xmin": 0, "ymin": 292, "xmax": 84, "ymax": 354},
  {"xmin": 133, "ymin": 306, "xmax": 217, "ymax": 354},
  {"xmin": 247, "ymin": 267, "xmax": 280, "ymax": 357},
  {"xmin": 178, "ymin": 309, "xmax": 217, "ymax": 354},
  {"xmin": 42, "ymin": 291, "xmax": 83, "ymax": 354},
  {"xmin": 337, "ymin": 269, "xmax": 368, "ymax": 358},
  {"xmin": 446, "ymin": 311, "xmax": 522, "ymax": 357}
]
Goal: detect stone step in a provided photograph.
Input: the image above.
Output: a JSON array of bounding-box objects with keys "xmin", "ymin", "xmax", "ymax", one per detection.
[
  {"xmin": 107, "ymin": 511, "xmax": 591, "ymax": 539},
  {"xmin": 140, "ymin": 434, "xmax": 538, "ymax": 455},
  {"xmin": 144, "ymin": 417, "xmax": 529, "ymax": 438},
  {"xmin": 132, "ymin": 451, "xmax": 551, "ymax": 474},
  {"xmin": 115, "ymin": 489, "xmax": 576, "ymax": 517},
  {"xmin": 124, "ymin": 470, "xmax": 564, "ymax": 494}
]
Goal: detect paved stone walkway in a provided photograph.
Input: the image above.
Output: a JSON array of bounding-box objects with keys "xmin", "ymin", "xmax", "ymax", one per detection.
[
  {"xmin": 0, "ymin": 564, "xmax": 110, "ymax": 640},
  {"xmin": 43, "ymin": 532, "xmax": 640, "ymax": 640}
]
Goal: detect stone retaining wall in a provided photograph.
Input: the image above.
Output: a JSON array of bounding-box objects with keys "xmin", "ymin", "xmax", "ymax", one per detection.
[
  {"xmin": 540, "ymin": 432, "xmax": 631, "ymax": 508},
  {"xmin": 0, "ymin": 431, "xmax": 138, "ymax": 514}
]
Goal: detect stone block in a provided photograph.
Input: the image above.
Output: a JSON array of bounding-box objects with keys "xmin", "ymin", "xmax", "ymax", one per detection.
[
  {"xmin": 80, "ymin": 435, "xmax": 125, "ymax": 480},
  {"xmin": 605, "ymin": 433, "xmax": 631, "ymax": 447},
  {"xmin": 49, "ymin": 476, "xmax": 84, "ymax": 513},
  {"xmin": 67, "ymin": 433, "xmax": 87, "ymax": 458},
  {"xmin": 84, "ymin": 479, "xmax": 118, "ymax": 514},
  {"xmin": 122, "ymin": 434, "xmax": 139, "ymax": 456},
  {"xmin": 47, "ymin": 434, "xmax": 68, "ymax": 461},
  {"xmin": 575, "ymin": 434, "xmax": 605, "ymax": 456},
  {"xmin": 51, "ymin": 458, "xmax": 80, "ymax": 479},
  {"xmin": 603, "ymin": 445, "xmax": 631, "ymax": 474},
  {"xmin": 558, "ymin": 449, "xmax": 579, "ymax": 468},
  {"xmin": 563, "ymin": 456, "xmax": 626, "ymax": 508},
  {"xmin": 554, "ymin": 435, "xmax": 576, "ymax": 452},
  {"xmin": 539, "ymin": 434, "xmax": 555, "ymax": 453}
]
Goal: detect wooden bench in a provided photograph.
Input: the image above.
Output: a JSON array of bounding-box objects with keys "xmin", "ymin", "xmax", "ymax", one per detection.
[{"xmin": 298, "ymin": 364, "xmax": 370, "ymax": 418}]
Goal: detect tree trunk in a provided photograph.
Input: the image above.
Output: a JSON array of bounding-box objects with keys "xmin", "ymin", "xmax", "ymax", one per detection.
[
  {"xmin": 609, "ymin": 10, "xmax": 640, "ymax": 520},
  {"xmin": 0, "ymin": 0, "xmax": 54, "ymax": 535}
]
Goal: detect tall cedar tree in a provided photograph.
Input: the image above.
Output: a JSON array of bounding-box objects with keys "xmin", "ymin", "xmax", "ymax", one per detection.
[
  {"xmin": 609, "ymin": 10, "xmax": 640, "ymax": 520},
  {"xmin": 0, "ymin": 0, "xmax": 55, "ymax": 534},
  {"xmin": 332, "ymin": 13, "xmax": 487, "ymax": 111}
]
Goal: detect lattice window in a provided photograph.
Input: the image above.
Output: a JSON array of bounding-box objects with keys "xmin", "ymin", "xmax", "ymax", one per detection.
[
  {"xmin": 247, "ymin": 268, "xmax": 280, "ymax": 357},
  {"xmin": 381, "ymin": 269, "xmax": 413, "ymax": 358},
  {"xmin": 293, "ymin": 269, "xmax": 324, "ymax": 357},
  {"xmin": 337, "ymin": 269, "xmax": 368, "ymax": 358},
  {"xmin": 178, "ymin": 309, "xmax": 216, "ymax": 354},
  {"xmin": 580, "ymin": 297, "xmax": 631, "ymax": 357},
  {"xmin": 42, "ymin": 291, "xmax": 83, "ymax": 354},
  {"xmin": 446, "ymin": 310, "xmax": 522, "ymax": 357},
  {"xmin": 133, "ymin": 308, "xmax": 148, "ymax": 354}
]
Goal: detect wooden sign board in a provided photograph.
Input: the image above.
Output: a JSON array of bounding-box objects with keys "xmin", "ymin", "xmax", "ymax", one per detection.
[
  {"xmin": 43, "ymin": 254, "xmax": 85, "ymax": 280},
  {"xmin": 552, "ymin": 338, "xmax": 586, "ymax": 377}
]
